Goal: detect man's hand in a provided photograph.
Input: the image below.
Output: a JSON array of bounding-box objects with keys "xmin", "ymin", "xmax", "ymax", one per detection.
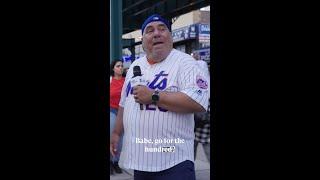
[
  {"xmin": 110, "ymin": 132, "xmax": 120, "ymax": 157},
  {"xmin": 132, "ymin": 85, "xmax": 154, "ymax": 104}
]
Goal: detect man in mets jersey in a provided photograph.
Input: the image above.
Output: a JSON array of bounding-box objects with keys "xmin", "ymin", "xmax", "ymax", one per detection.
[{"xmin": 110, "ymin": 14, "xmax": 209, "ymax": 180}]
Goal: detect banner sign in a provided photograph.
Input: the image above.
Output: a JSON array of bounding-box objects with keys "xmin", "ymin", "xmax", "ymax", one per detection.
[
  {"xmin": 194, "ymin": 48, "xmax": 210, "ymax": 62},
  {"xmin": 172, "ymin": 24, "xmax": 197, "ymax": 42},
  {"xmin": 172, "ymin": 23, "xmax": 210, "ymax": 48},
  {"xmin": 198, "ymin": 24, "xmax": 210, "ymax": 49}
]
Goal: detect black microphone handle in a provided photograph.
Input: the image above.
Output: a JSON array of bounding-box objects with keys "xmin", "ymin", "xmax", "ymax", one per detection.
[
  {"xmin": 135, "ymin": 84, "xmax": 143, "ymax": 110},
  {"xmin": 133, "ymin": 66, "xmax": 143, "ymax": 110}
]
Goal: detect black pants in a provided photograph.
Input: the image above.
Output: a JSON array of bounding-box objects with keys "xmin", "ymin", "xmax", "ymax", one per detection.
[{"xmin": 134, "ymin": 160, "xmax": 195, "ymax": 180}]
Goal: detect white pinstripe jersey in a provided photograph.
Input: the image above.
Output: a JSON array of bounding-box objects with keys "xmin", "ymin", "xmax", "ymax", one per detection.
[{"xmin": 118, "ymin": 49, "xmax": 209, "ymax": 172}]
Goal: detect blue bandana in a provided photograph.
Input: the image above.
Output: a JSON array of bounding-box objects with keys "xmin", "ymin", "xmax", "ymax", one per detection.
[{"xmin": 141, "ymin": 14, "xmax": 171, "ymax": 35}]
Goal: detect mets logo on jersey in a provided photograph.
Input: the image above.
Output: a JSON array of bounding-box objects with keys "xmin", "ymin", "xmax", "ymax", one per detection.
[
  {"xmin": 196, "ymin": 75, "xmax": 208, "ymax": 89},
  {"xmin": 126, "ymin": 71, "xmax": 169, "ymax": 97}
]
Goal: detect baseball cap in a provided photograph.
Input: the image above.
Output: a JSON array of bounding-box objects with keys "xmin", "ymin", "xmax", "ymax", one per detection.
[{"xmin": 141, "ymin": 14, "xmax": 171, "ymax": 35}]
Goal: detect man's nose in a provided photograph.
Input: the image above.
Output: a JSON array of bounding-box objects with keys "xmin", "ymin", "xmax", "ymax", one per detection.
[{"xmin": 153, "ymin": 29, "xmax": 161, "ymax": 37}]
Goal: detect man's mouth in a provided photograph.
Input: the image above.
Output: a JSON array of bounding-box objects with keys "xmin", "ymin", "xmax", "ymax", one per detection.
[{"xmin": 153, "ymin": 42, "xmax": 163, "ymax": 46}]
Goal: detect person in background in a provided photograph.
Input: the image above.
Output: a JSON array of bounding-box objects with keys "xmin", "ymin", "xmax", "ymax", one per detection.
[
  {"xmin": 109, "ymin": 59, "xmax": 125, "ymax": 175},
  {"xmin": 193, "ymin": 100, "xmax": 211, "ymax": 163}
]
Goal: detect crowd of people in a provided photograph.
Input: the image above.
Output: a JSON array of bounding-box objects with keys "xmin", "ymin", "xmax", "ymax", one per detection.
[{"xmin": 109, "ymin": 14, "xmax": 211, "ymax": 179}]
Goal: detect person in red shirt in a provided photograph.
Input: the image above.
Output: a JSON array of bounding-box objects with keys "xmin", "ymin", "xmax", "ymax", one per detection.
[{"xmin": 109, "ymin": 59, "xmax": 125, "ymax": 175}]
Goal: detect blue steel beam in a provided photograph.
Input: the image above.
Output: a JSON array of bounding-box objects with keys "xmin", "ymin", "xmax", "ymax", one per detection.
[{"xmin": 110, "ymin": 0, "xmax": 123, "ymax": 64}]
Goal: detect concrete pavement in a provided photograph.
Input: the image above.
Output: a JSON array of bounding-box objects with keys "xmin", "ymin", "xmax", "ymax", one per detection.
[{"xmin": 110, "ymin": 143, "xmax": 210, "ymax": 180}]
